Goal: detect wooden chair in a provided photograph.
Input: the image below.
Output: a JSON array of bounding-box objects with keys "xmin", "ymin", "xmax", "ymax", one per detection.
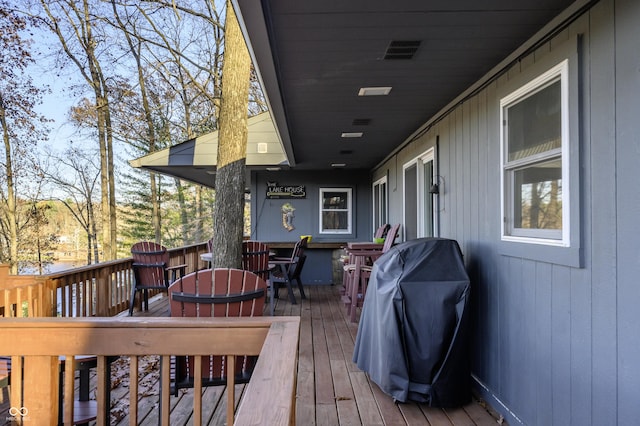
[
  {"xmin": 129, "ymin": 241, "xmax": 186, "ymax": 316},
  {"xmin": 340, "ymin": 224, "xmax": 389, "ymax": 296},
  {"xmin": 342, "ymin": 224, "xmax": 401, "ymax": 322},
  {"xmin": 382, "ymin": 223, "xmax": 401, "ymax": 252},
  {"xmin": 242, "ymin": 241, "xmax": 274, "ymax": 315},
  {"xmin": 167, "ymin": 268, "xmax": 267, "ymax": 398},
  {"xmin": 269, "ymin": 237, "xmax": 308, "ymax": 305},
  {"xmin": 374, "ymin": 223, "xmax": 391, "ymax": 239}
]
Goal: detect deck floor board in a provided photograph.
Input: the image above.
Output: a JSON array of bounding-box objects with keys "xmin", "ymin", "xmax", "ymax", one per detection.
[{"xmin": 1, "ymin": 285, "xmax": 503, "ymax": 426}]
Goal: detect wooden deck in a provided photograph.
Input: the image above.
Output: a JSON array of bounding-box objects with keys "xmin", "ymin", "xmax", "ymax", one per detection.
[{"xmin": 1, "ymin": 285, "xmax": 503, "ymax": 425}]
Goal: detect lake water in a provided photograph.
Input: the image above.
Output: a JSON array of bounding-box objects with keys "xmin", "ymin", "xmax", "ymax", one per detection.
[{"xmin": 21, "ymin": 260, "xmax": 85, "ymax": 275}]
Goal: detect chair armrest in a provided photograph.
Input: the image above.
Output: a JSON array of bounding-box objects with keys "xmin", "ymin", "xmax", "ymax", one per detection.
[
  {"xmin": 167, "ymin": 264, "xmax": 187, "ymax": 272},
  {"xmin": 133, "ymin": 262, "xmax": 166, "ymax": 269},
  {"xmin": 269, "ymin": 259, "xmax": 294, "ymax": 266}
]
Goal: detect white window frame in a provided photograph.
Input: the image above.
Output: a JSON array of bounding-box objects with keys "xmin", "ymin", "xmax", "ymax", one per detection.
[
  {"xmin": 319, "ymin": 187, "xmax": 352, "ymax": 234},
  {"xmin": 402, "ymin": 147, "xmax": 436, "ymax": 240},
  {"xmin": 500, "ymin": 60, "xmax": 570, "ymax": 246},
  {"xmin": 372, "ymin": 176, "xmax": 388, "ymax": 234}
]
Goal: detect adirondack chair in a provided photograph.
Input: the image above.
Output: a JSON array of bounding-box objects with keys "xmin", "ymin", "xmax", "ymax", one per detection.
[
  {"xmin": 269, "ymin": 237, "xmax": 308, "ymax": 305},
  {"xmin": 242, "ymin": 240, "xmax": 274, "ymax": 315},
  {"xmin": 167, "ymin": 268, "xmax": 267, "ymax": 395},
  {"xmin": 129, "ymin": 241, "xmax": 186, "ymax": 316}
]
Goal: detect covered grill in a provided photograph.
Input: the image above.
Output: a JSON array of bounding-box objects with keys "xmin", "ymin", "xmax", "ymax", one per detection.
[{"xmin": 353, "ymin": 238, "xmax": 471, "ymax": 407}]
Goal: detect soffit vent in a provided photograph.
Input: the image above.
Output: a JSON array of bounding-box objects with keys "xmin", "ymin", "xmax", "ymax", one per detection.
[
  {"xmin": 352, "ymin": 118, "xmax": 371, "ymax": 126},
  {"xmin": 384, "ymin": 40, "xmax": 421, "ymax": 60}
]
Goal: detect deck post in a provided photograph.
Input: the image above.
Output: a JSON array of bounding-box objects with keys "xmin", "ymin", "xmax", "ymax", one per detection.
[
  {"xmin": 95, "ymin": 266, "xmax": 111, "ymax": 316},
  {"xmin": 20, "ymin": 355, "xmax": 59, "ymax": 425}
]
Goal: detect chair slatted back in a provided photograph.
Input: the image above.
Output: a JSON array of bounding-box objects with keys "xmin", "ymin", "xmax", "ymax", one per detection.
[
  {"xmin": 290, "ymin": 237, "xmax": 308, "ymax": 279},
  {"xmin": 242, "ymin": 241, "xmax": 271, "ymax": 282},
  {"xmin": 285, "ymin": 237, "xmax": 307, "ymax": 274},
  {"xmin": 374, "ymin": 224, "xmax": 390, "ymax": 239},
  {"xmin": 168, "ymin": 268, "xmax": 267, "ymax": 393},
  {"xmin": 131, "ymin": 241, "xmax": 170, "ymax": 289},
  {"xmin": 382, "ymin": 224, "xmax": 401, "ymax": 253}
]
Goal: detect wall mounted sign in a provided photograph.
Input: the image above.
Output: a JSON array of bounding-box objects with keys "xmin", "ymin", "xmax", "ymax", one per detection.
[{"xmin": 266, "ymin": 182, "xmax": 306, "ymax": 199}]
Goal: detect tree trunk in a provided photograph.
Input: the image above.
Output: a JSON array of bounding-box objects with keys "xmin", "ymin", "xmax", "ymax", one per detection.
[
  {"xmin": 195, "ymin": 186, "xmax": 204, "ymax": 243},
  {"xmin": 212, "ymin": 1, "xmax": 251, "ymax": 269},
  {"xmin": 112, "ymin": 4, "xmax": 161, "ymax": 243},
  {"xmin": 96, "ymin": 94, "xmax": 112, "ymax": 260},
  {"xmin": 175, "ymin": 178, "xmax": 189, "ymax": 246},
  {"xmin": 0, "ymin": 96, "xmax": 18, "ymax": 274}
]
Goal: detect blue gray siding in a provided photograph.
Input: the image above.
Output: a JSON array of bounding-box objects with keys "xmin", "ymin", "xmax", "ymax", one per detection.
[
  {"xmin": 373, "ymin": 1, "xmax": 640, "ymax": 424},
  {"xmin": 250, "ymin": 170, "xmax": 373, "ymax": 243}
]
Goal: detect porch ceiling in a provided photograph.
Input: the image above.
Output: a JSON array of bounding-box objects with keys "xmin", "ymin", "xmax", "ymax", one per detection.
[{"xmin": 234, "ymin": 0, "xmax": 577, "ymax": 171}]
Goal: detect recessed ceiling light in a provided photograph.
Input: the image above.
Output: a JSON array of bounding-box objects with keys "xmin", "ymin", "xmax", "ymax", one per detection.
[
  {"xmin": 331, "ymin": 163, "xmax": 346, "ymax": 168},
  {"xmin": 341, "ymin": 132, "xmax": 363, "ymax": 138},
  {"xmin": 358, "ymin": 86, "xmax": 392, "ymax": 96},
  {"xmin": 266, "ymin": 167, "xmax": 281, "ymax": 171},
  {"xmin": 205, "ymin": 170, "xmax": 217, "ymax": 175}
]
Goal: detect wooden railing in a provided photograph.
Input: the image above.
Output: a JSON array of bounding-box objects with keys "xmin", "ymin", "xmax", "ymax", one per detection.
[
  {"xmin": 0, "ymin": 242, "xmax": 209, "ymax": 318},
  {"xmin": 0, "ymin": 316, "xmax": 300, "ymax": 426}
]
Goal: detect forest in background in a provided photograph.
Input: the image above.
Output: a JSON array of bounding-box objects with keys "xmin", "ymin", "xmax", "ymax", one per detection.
[{"xmin": 0, "ymin": 0, "xmax": 264, "ymax": 273}]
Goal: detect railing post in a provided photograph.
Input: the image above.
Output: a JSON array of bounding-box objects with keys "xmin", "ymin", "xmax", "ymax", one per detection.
[
  {"xmin": 95, "ymin": 267, "xmax": 111, "ymax": 316},
  {"xmin": 21, "ymin": 355, "xmax": 59, "ymax": 425},
  {"xmin": 38, "ymin": 277, "xmax": 56, "ymax": 317},
  {"xmin": 0, "ymin": 264, "xmax": 9, "ymax": 283}
]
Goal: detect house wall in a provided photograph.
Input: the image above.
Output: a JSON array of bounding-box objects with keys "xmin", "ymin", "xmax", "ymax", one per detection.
[
  {"xmin": 250, "ymin": 169, "xmax": 373, "ymax": 242},
  {"xmin": 372, "ymin": 1, "xmax": 640, "ymax": 424},
  {"xmin": 250, "ymin": 170, "xmax": 373, "ymax": 284}
]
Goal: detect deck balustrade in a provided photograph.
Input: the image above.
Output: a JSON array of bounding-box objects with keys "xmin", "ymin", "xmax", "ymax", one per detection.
[
  {"xmin": 0, "ymin": 242, "xmax": 209, "ymax": 318},
  {"xmin": 0, "ymin": 316, "xmax": 300, "ymax": 426}
]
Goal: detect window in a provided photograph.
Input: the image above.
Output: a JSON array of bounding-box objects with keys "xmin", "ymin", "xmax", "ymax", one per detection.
[
  {"xmin": 501, "ymin": 60, "xmax": 569, "ymax": 245},
  {"xmin": 403, "ymin": 148, "xmax": 436, "ymax": 240},
  {"xmin": 319, "ymin": 188, "xmax": 352, "ymax": 234},
  {"xmin": 372, "ymin": 177, "xmax": 388, "ymax": 233}
]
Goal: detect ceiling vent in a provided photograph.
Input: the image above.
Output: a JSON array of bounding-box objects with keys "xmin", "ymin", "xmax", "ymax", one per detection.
[
  {"xmin": 352, "ymin": 118, "xmax": 371, "ymax": 126},
  {"xmin": 384, "ymin": 40, "xmax": 421, "ymax": 60},
  {"xmin": 340, "ymin": 150, "xmax": 353, "ymax": 155}
]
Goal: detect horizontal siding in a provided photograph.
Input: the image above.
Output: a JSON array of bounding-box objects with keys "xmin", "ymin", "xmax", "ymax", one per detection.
[{"xmin": 376, "ymin": 1, "xmax": 640, "ymax": 424}]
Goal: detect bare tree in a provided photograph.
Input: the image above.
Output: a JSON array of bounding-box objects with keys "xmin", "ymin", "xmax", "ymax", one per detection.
[
  {"xmin": 36, "ymin": 0, "xmax": 118, "ymax": 259},
  {"xmin": 108, "ymin": 0, "xmax": 224, "ymax": 245},
  {"xmin": 0, "ymin": 2, "xmax": 50, "ymax": 273},
  {"xmin": 41, "ymin": 144, "xmax": 101, "ymax": 264}
]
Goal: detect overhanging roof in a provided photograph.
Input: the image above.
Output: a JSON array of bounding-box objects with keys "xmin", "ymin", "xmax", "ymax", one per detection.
[
  {"xmin": 233, "ymin": 0, "xmax": 580, "ymax": 171},
  {"xmin": 129, "ymin": 111, "xmax": 287, "ymax": 187}
]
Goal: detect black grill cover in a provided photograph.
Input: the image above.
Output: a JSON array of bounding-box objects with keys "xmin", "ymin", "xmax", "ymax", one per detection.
[{"xmin": 353, "ymin": 238, "xmax": 471, "ymax": 407}]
